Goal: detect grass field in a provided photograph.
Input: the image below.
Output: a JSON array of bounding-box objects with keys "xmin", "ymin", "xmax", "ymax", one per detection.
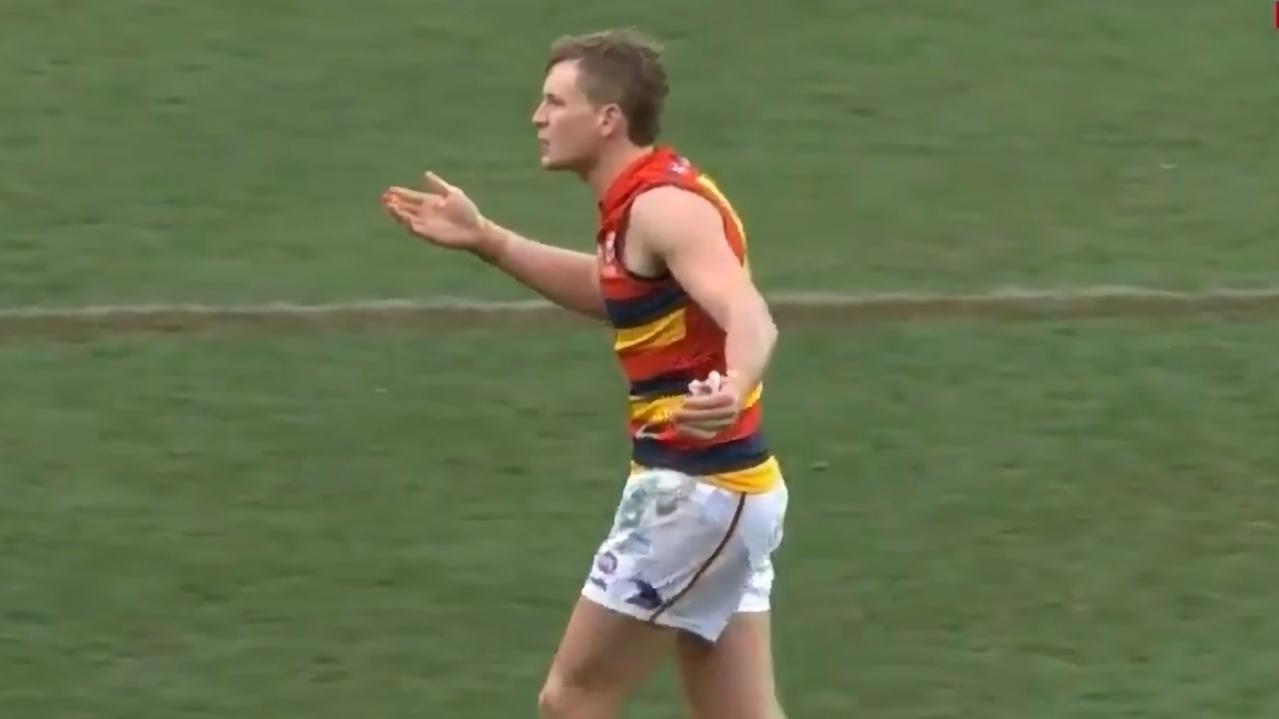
[
  {"xmin": 3, "ymin": 2, "xmax": 1278, "ymax": 717},
  {"xmin": 5, "ymin": 323, "xmax": 1279, "ymax": 717},
  {"xmin": 3, "ymin": 0, "xmax": 1277, "ymax": 305}
]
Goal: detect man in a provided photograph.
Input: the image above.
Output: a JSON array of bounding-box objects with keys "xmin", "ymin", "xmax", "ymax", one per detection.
[{"xmin": 383, "ymin": 28, "xmax": 790, "ymax": 719}]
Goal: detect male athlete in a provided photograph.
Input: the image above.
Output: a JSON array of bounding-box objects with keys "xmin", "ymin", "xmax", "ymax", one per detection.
[{"xmin": 383, "ymin": 29, "xmax": 790, "ymax": 719}]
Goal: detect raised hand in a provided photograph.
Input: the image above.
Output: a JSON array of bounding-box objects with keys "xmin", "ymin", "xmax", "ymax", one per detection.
[{"xmin": 382, "ymin": 172, "xmax": 488, "ymax": 251}]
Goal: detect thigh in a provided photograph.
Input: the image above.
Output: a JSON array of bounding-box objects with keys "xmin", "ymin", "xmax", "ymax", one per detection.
[
  {"xmin": 676, "ymin": 611, "xmax": 786, "ymax": 719},
  {"xmin": 677, "ymin": 478, "xmax": 789, "ymax": 719},
  {"xmin": 735, "ymin": 481, "xmax": 787, "ymax": 614},
  {"xmin": 542, "ymin": 596, "xmax": 672, "ymax": 705}
]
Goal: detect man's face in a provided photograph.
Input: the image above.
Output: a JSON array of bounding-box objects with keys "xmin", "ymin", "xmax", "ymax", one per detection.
[{"xmin": 531, "ymin": 60, "xmax": 618, "ymax": 171}]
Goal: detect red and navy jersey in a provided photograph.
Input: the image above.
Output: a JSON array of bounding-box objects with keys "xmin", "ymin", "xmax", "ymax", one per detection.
[{"xmin": 595, "ymin": 146, "xmax": 780, "ymax": 494}]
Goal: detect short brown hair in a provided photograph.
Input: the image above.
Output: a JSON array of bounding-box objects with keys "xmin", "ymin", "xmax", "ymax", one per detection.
[{"xmin": 546, "ymin": 29, "xmax": 669, "ymax": 145}]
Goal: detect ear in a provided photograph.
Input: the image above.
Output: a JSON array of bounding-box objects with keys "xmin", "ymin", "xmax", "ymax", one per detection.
[{"xmin": 597, "ymin": 102, "xmax": 626, "ymax": 138}]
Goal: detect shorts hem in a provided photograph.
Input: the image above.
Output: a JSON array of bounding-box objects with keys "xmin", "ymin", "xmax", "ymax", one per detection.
[
  {"xmin": 735, "ymin": 599, "xmax": 772, "ymax": 613},
  {"xmin": 580, "ymin": 584, "xmax": 724, "ymax": 643}
]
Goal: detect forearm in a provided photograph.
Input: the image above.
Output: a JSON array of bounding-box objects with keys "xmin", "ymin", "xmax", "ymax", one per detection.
[
  {"xmin": 472, "ymin": 220, "xmax": 607, "ymax": 321},
  {"xmin": 723, "ymin": 298, "xmax": 779, "ymax": 396}
]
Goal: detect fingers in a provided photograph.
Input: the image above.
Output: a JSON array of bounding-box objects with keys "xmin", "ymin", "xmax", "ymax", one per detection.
[
  {"xmin": 673, "ymin": 411, "xmax": 737, "ymax": 430},
  {"xmin": 382, "ymin": 185, "xmax": 450, "ymax": 233},
  {"xmin": 381, "ymin": 169, "xmax": 456, "ymax": 211},
  {"xmin": 382, "ymin": 171, "xmax": 457, "ymax": 221},
  {"xmin": 379, "ymin": 192, "xmax": 413, "ymax": 224},
  {"xmin": 423, "ymin": 171, "xmax": 455, "ymax": 196},
  {"xmin": 382, "ymin": 191, "xmax": 422, "ymax": 227},
  {"xmin": 387, "ymin": 202, "xmax": 417, "ymax": 226},
  {"xmin": 677, "ymin": 392, "xmax": 734, "ymax": 411},
  {"xmin": 385, "ymin": 186, "xmax": 432, "ymax": 206},
  {"xmin": 673, "ymin": 402, "xmax": 737, "ymax": 440},
  {"xmin": 673, "ymin": 401, "xmax": 735, "ymax": 420},
  {"xmin": 687, "ymin": 371, "xmax": 723, "ymax": 396},
  {"xmin": 673, "ymin": 423, "xmax": 732, "ymax": 441},
  {"xmin": 673, "ymin": 413, "xmax": 735, "ymax": 439},
  {"xmin": 675, "ymin": 425, "xmax": 720, "ymax": 441},
  {"xmin": 672, "ymin": 379, "xmax": 738, "ymax": 439}
]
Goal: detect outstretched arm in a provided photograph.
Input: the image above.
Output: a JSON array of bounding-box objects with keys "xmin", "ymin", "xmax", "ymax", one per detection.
[
  {"xmin": 383, "ymin": 172, "xmax": 606, "ymax": 322},
  {"xmin": 472, "ymin": 220, "xmax": 605, "ymax": 322}
]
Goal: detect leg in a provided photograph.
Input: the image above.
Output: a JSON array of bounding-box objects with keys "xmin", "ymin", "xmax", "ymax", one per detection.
[
  {"xmin": 536, "ymin": 467, "xmax": 726, "ymax": 719},
  {"xmin": 676, "ymin": 610, "xmax": 787, "ymax": 719},
  {"xmin": 547, "ymin": 467, "xmax": 785, "ymax": 717},
  {"xmin": 678, "ymin": 479, "xmax": 790, "ymax": 719},
  {"xmin": 537, "ymin": 596, "xmax": 672, "ymax": 719}
]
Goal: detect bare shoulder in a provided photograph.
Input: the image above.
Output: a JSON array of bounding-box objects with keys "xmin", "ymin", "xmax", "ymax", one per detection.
[{"xmin": 627, "ymin": 185, "xmax": 725, "ymax": 253}]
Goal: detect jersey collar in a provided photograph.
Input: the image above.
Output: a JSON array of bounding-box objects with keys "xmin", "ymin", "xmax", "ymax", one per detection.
[{"xmin": 598, "ymin": 145, "xmax": 677, "ymax": 216}]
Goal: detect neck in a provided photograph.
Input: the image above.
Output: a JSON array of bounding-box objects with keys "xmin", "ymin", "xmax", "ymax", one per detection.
[{"xmin": 583, "ymin": 143, "xmax": 654, "ymax": 200}]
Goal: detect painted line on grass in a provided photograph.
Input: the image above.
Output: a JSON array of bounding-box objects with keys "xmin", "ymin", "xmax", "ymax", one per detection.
[{"xmin": 1, "ymin": 286, "xmax": 1277, "ymax": 340}]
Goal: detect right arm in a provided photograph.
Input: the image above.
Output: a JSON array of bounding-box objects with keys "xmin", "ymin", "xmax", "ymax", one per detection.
[
  {"xmin": 382, "ymin": 172, "xmax": 606, "ymax": 322},
  {"xmin": 471, "ymin": 220, "xmax": 606, "ymax": 322}
]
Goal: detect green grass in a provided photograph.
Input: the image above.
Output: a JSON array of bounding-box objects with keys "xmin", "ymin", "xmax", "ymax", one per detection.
[
  {"xmin": 2, "ymin": 0, "xmax": 1276, "ymax": 306},
  {"xmin": 3, "ymin": 321, "xmax": 1278, "ymax": 717},
  {"xmin": 3, "ymin": 1, "xmax": 1277, "ymax": 716}
]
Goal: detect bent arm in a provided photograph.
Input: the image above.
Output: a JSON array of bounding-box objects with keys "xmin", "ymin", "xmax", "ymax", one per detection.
[
  {"xmin": 627, "ymin": 187, "xmax": 779, "ymax": 396},
  {"xmin": 472, "ymin": 220, "xmax": 606, "ymax": 322}
]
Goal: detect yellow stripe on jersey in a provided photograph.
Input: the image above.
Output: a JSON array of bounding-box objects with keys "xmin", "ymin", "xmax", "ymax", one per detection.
[
  {"xmin": 627, "ymin": 455, "xmax": 782, "ymax": 494},
  {"xmin": 695, "ymin": 175, "xmax": 745, "ymax": 240},
  {"xmin": 627, "ymin": 383, "xmax": 764, "ymax": 427},
  {"xmin": 707, "ymin": 455, "xmax": 782, "ymax": 494},
  {"xmin": 613, "ymin": 308, "xmax": 687, "ymax": 353},
  {"xmin": 694, "ymin": 174, "xmax": 751, "ymax": 273},
  {"xmin": 628, "ymin": 394, "xmax": 682, "ymax": 427}
]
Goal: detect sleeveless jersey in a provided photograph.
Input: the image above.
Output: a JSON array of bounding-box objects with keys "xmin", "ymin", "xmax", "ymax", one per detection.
[{"xmin": 595, "ymin": 146, "xmax": 781, "ymax": 494}]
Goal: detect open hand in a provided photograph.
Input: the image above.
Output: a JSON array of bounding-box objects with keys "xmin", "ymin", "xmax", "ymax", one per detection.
[{"xmin": 382, "ymin": 172, "xmax": 488, "ymax": 251}]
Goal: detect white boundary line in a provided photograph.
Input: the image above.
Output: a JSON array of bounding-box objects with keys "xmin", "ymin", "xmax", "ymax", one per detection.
[
  {"xmin": 0, "ymin": 287, "xmax": 1276, "ymax": 339},
  {"xmin": 2, "ymin": 286, "xmax": 1279, "ymax": 319}
]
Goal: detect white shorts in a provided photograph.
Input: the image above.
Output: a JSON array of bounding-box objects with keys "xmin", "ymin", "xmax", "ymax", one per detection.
[{"xmin": 580, "ymin": 467, "xmax": 789, "ymax": 643}]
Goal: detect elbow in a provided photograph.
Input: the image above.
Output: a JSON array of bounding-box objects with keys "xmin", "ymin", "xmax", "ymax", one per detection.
[
  {"xmin": 760, "ymin": 293, "xmax": 779, "ymax": 341},
  {"xmin": 754, "ymin": 305, "xmax": 779, "ymax": 354},
  {"xmin": 762, "ymin": 310, "xmax": 779, "ymax": 347},
  {"xmin": 721, "ymin": 295, "xmax": 778, "ymax": 354},
  {"xmin": 744, "ymin": 295, "xmax": 778, "ymax": 345}
]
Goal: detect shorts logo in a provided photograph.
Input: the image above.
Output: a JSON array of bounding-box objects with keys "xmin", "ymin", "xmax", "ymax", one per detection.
[
  {"xmin": 625, "ymin": 579, "xmax": 664, "ymax": 611},
  {"xmin": 595, "ymin": 551, "xmax": 618, "ymax": 575}
]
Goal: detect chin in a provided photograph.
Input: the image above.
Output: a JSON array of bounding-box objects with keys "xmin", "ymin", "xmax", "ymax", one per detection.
[{"xmin": 539, "ymin": 154, "xmax": 577, "ymax": 172}]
